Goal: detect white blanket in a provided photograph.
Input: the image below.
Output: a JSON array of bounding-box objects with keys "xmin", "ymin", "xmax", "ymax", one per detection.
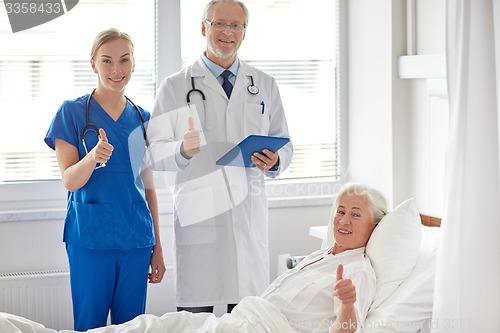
[{"xmin": 0, "ymin": 296, "xmax": 295, "ymax": 333}]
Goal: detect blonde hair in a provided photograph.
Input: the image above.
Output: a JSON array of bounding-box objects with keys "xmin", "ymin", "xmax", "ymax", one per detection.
[{"xmin": 90, "ymin": 28, "xmax": 134, "ymax": 61}]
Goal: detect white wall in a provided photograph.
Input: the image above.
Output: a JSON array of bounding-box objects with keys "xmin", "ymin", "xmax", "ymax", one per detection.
[
  {"xmin": 346, "ymin": 0, "xmax": 447, "ymax": 215},
  {"xmin": 346, "ymin": 0, "xmax": 398, "ymax": 204},
  {"xmin": 412, "ymin": 0, "xmax": 448, "ymax": 217}
]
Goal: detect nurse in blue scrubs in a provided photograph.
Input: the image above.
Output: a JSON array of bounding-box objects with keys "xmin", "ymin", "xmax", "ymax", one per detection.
[{"xmin": 44, "ymin": 28, "xmax": 166, "ymax": 331}]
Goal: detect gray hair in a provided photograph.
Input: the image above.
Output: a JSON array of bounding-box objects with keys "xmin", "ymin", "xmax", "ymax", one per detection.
[
  {"xmin": 334, "ymin": 182, "xmax": 388, "ymax": 224},
  {"xmin": 202, "ymin": 0, "xmax": 249, "ymax": 26}
]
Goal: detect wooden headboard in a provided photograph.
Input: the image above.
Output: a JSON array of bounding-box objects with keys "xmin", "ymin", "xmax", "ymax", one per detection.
[{"xmin": 420, "ymin": 214, "xmax": 441, "ymax": 227}]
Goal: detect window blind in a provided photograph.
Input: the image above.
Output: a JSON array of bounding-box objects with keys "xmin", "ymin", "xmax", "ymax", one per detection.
[
  {"xmin": 181, "ymin": 0, "xmax": 339, "ymax": 180},
  {"xmin": 0, "ymin": 0, "xmax": 156, "ymax": 182},
  {"xmin": 0, "ymin": 0, "xmax": 338, "ymax": 182},
  {"xmin": 246, "ymin": 59, "xmax": 337, "ymax": 180}
]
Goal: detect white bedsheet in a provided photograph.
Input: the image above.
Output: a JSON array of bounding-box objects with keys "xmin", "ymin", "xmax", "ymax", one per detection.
[{"xmin": 0, "ymin": 296, "xmax": 295, "ymax": 333}]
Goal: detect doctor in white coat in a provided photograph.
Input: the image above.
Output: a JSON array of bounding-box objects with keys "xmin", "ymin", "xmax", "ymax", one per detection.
[{"xmin": 147, "ymin": 0, "xmax": 293, "ymax": 314}]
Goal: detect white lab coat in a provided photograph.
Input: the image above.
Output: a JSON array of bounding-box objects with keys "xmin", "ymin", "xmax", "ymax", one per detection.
[{"xmin": 147, "ymin": 57, "xmax": 293, "ymax": 307}]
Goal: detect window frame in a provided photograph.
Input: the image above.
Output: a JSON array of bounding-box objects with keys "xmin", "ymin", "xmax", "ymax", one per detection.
[{"xmin": 0, "ymin": 0, "xmax": 346, "ymax": 220}]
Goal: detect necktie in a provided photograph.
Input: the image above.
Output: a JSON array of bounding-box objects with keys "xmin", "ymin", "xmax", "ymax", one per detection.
[{"xmin": 220, "ymin": 70, "xmax": 233, "ymax": 98}]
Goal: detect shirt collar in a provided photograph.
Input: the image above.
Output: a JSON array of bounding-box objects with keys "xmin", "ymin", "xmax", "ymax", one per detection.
[
  {"xmin": 201, "ymin": 52, "xmax": 239, "ymax": 77},
  {"xmin": 325, "ymin": 246, "xmax": 366, "ymax": 258}
]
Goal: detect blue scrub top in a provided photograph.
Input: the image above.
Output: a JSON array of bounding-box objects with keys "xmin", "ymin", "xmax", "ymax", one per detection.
[{"xmin": 45, "ymin": 94, "xmax": 155, "ymax": 250}]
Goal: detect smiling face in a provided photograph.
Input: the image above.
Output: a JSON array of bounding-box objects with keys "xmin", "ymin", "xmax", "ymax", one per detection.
[
  {"xmin": 202, "ymin": 2, "xmax": 246, "ymax": 68},
  {"xmin": 91, "ymin": 38, "xmax": 134, "ymax": 94},
  {"xmin": 332, "ymin": 193, "xmax": 377, "ymax": 254}
]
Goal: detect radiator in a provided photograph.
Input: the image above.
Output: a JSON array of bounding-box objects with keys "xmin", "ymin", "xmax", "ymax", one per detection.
[
  {"xmin": 0, "ymin": 269, "xmax": 73, "ymax": 330},
  {"xmin": 0, "ymin": 266, "xmax": 176, "ymax": 331}
]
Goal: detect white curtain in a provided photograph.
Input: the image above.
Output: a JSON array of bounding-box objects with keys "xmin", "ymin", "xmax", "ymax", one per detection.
[{"xmin": 432, "ymin": 1, "xmax": 500, "ymax": 332}]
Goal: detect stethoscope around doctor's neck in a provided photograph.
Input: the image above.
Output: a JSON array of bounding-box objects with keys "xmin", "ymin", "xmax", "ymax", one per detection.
[
  {"xmin": 186, "ymin": 74, "xmax": 259, "ymax": 104},
  {"xmin": 81, "ymin": 89, "xmax": 149, "ymax": 156},
  {"xmin": 186, "ymin": 75, "xmax": 259, "ymax": 130}
]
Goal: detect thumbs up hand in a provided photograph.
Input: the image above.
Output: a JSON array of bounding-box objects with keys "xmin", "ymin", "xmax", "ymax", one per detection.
[
  {"xmin": 333, "ymin": 264, "xmax": 357, "ymax": 306},
  {"xmin": 181, "ymin": 116, "xmax": 201, "ymax": 158},
  {"xmin": 90, "ymin": 128, "xmax": 114, "ymax": 165},
  {"xmin": 336, "ymin": 263, "xmax": 344, "ymax": 282}
]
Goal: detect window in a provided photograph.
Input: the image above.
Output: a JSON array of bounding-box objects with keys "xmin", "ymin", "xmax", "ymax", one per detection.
[
  {"xmin": 181, "ymin": 0, "xmax": 338, "ymax": 180},
  {"xmin": 0, "ymin": 0, "xmax": 344, "ymax": 208},
  {"xmin": 0, "ymin": 0, "xmax": 156, "ymax": 182}
]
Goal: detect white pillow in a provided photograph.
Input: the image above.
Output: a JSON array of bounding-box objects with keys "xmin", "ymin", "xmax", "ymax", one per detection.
[
  {"xmin": 365, "ymin": 198, "xmax": 422, "ymax": 309},
  {"xmin": 362, "ymin": 226, "xmax": 440, "ymax": 333}
]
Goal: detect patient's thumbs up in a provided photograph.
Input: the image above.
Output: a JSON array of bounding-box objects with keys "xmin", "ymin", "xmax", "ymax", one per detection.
[
  {"xmin": 99, "ymin": 128, "xmax": 108, "ymax": 142},
  {"xmin": 336, "ymin": 263, "xmax": 344, "ymax": 282},
  {"xmin": 182, "ymin": 116, "xmax": 201, "ymax": 158},
  {"xmin": 334, "ymin": 263, "xmax": 356, "ymax": 305}
]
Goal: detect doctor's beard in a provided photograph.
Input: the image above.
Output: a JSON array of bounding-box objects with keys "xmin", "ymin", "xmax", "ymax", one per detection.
[{"xmin": 207, "ymin": 42, "xmax": 238, "ymax": 61}]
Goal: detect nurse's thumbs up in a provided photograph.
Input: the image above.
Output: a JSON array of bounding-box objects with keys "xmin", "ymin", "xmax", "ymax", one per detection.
[
  {"xmin": 99, "ymin": 128, "xmax": 108, "ymax": 143},
  {"xmin": 181, "ymin": 116, "xmax": 201, "ymax": 158},
  {"xmin": 91, "ymin": 128, "xmax": 113, "ymax": 164},
  {"xmin": 333, "ymin": 264, "xmax": 356, "ymax": 305}
]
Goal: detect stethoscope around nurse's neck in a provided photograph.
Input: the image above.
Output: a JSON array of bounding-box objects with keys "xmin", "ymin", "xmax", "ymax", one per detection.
[
  {"xmin": 81, "ymin": 89, "xmax": 149, "ymax": 164},
  {"xmin": 185, "ymin": 75, "xmax": 259, "ymax": 129}
]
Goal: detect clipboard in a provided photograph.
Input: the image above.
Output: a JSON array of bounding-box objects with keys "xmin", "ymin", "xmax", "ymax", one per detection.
[{"xmin": 216, "ymin": 135, "xmax": 290, "ymax": 167}]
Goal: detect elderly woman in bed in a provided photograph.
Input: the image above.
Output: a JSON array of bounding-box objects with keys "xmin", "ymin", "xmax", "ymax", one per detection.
[
  {"xmin": 261, "ymin": 182, "xmax": 388, "ymax": 333},
  {"xmin": 0, "ymin": 183, "xmax": 388, "ymax": 333}
]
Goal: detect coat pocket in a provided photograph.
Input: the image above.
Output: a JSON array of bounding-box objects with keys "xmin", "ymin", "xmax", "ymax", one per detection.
[{"xmin": 244, "ymin": 102, "xmax": 269, "ymax": 135}]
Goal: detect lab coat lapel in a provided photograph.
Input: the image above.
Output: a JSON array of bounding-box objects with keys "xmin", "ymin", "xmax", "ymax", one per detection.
[
  {"xmin": 192, "ymin": 58, "xmax": 227, "ymax": 99},
  {"xmin": 232, "ymin": 61, "xmax": 255, "ymax": 98}
]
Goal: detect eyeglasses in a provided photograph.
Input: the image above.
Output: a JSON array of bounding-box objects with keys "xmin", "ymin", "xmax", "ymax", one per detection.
[{"xmin": 205, "ymin": 20, "xmax": 246, "ymax": 32}]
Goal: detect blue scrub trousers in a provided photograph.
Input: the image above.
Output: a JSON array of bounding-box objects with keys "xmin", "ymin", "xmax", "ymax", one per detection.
[{"xmin": 66, "ymin": 245, "xmax": 152, "ymax": 331}]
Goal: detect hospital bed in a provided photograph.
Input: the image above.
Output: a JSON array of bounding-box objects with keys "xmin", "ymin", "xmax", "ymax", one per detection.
[{"xmin": 0, "ymin": 199, "xmax": 440, "ymax": 333}]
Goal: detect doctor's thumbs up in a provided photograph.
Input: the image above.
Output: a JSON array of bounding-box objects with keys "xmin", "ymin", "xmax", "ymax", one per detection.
[
  {"xmin": 333, "ymin": 264, "xmax": 356, "ymax": 305},
  {"xmin": 181, "ymin": 116, "xmax": 201, "ymax": 158}
]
